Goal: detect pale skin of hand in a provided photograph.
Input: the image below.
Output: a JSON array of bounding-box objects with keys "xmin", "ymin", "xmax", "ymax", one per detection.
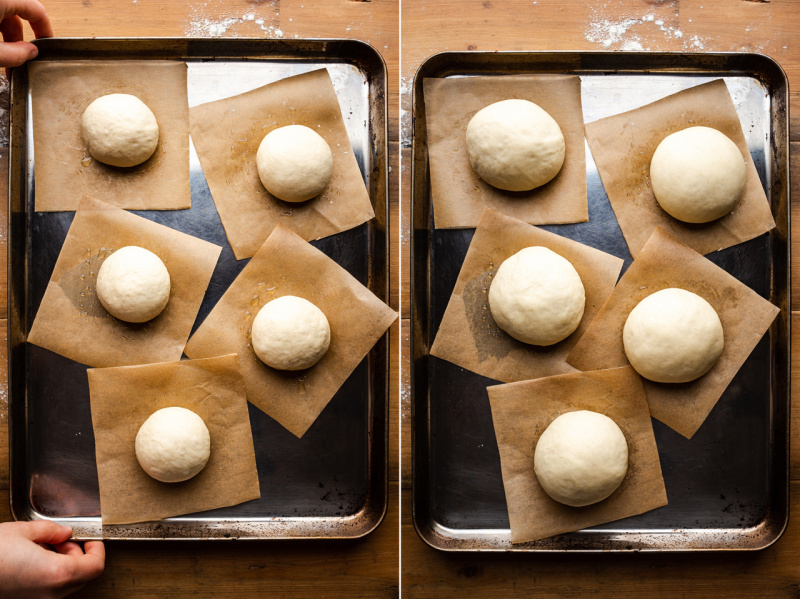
[
  {"xmin": 0, "ymin": 520, "xmax": 105, "ymax": 599},
  {"xmin": 1, "ymin": 1, "xmax": 100, "ymax": 596},
  {"xmin": 0, "ymin": 0, "xmax": 53, "ymax": 69},
  {"xmin": 0, "ymin": 0, "xmax": 101, "ymax": 595},
  {"xmin": 0, "ymin": 3, "xmax": 103, "ymax": 595}
]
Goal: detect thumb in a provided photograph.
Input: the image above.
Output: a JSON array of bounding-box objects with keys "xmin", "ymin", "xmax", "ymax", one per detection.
[
  {"xmin": 21, "ymin": 520, "xmax": 73, "ymax": 545},
  {"xmin": 0, "ymin": 40, "xmax": 37, "ymax": 68}
]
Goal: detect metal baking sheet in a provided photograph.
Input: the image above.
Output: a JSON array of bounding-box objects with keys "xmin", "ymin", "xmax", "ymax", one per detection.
[
  {"xmin": 411, "ymin": 52, "xmax": 790, "ymax": 552},
  {"xmin": 8, "ymin": 38, "xmax": 389, "ymax": 540}
]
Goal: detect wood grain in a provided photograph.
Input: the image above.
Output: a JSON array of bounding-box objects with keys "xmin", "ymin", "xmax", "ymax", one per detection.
[
  {"xmin": 5, "ymin": 0, "xmax": 800, "ymax": 595},
  {"xmin": 0, "ymin": 484, "xmax": 399, "ymax": 598},
  {"xmin": 400, "ymin": 0, "xmax": 800, "ymax": 137},
  {"xmin": 792, "ymin": 312, "xmax": 800, "ymax": 482},
  {"xmin": 43, "ymin": 0, "xmax": 399, "ymax": 144},
  {"xmin": 399, "ymin": 0, "xmax": 800, "ymax": 596},
  {"xmin": 792, "ymin": 142, "xmax": 800, "ymax": 310},
  {"xmin": 401, "ymin": 485, "xmax": 800, "ymax": 598},
  {"xmin": 3, "ymin": 0, "xmax": 400, "ymax": 596}
]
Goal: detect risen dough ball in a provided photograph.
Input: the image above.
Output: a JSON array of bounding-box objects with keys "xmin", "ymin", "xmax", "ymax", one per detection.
[
  {"xmin": 623, "ymin": 288, "xmax": 724, "ymax": 384},
  {"xmin": 256, "ymin": 125, "xmax": 334, "ymax": 202},
  {"xmin": 466, "ymin": 99, "xmax": 565, "ymax": 192},
  {"xmin": 251, "ymin": 295, "xmax": 331, "ymax": 370},
  {"xmin": 534, "ymin": 410, "xmax": 628, "ymax": 507},
  {"xmin": 135, "ymin": 407, "xmax": 211, "ymax": 483},
  {"xmin": 488, "ymin": 246, "xmax": 585, "ymax": 346},
  {"xmin": 81, "ymin": 94, "xmax": 159, "ymax": 167},
  {"xmin": 96, "ymin": 246, "xmax": 171, "ymax": 323},
  {"xmin": 650, "ymin": 126, "xmax": 746, "ymax": 223}
]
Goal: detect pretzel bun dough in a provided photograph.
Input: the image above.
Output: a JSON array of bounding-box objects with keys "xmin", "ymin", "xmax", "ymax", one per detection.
[
  {"xmin": 251, "ymin": 295, "xmax": 331, "ymax": 371},
  {"xmin": 534, "ymin": 410, "xmax": 629, "ymax": 507},
  {"xmin": 135, "ymin": 407, "xmax": 211, "ymax": 483},
  {"xmin": 650, "ymin": 126, "xmax": 746, "ymax": 223},
  {"xmin": 488, "ymin": 246, "xmax": 585, "ymax": 346},
  {"xmin": 96, "ymin": 246, "xmax": 171, "ymax": 323},
  {"xmin": 623, "ymin": 288, "xmax": 724, "ymax": 384},
  {"xmin": 466, "ymin": 99, "xmax": 565, "ymax": 192},
  {"xmin": 81, "ymin": 93, "xmax": 160, "ymax": 168},
  {"xmin": 256, "ymin": 125, "xmax": 334, "ymax": 203}
]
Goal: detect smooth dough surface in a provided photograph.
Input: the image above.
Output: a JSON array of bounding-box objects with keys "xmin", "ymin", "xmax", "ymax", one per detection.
[
  {"xmin": 81, "ymin": 93, "xmax": 160, "ymax": 168},
  {"xmin": 135, "ymin": 407, "xmax": 211, "ymax": 483},
  {"xmin": 623, "ymin": 288, "xmax": 724, "ymax": 383},
  {"xmin": 251, "ymin": 295, "xmax": 331, "ymax": 370},
  {"xmin": 650, "ymin": 126, "xmax": 746, "ymax": 223},
  {"xmin": 465, "ymin": 99, "xmax": 565, "ymax": 192},
  {"xmin": 96, "ymin": 246, "xmax": 171, "ymax": 323},
  {"xmin": 256, "ymin": 125, "xmax": 334, "ymax": 203},
  {"xmin": 534, "ymin": 410, "xmax": 629, "ymax": 507},
  {"xmin": 488, "ymin": 246, "xmax": 585, "ymax": 346}
]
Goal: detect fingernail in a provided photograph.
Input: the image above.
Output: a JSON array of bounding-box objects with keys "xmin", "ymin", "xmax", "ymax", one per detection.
[{"xmin": 29, "ymin": 47, "xmax": 38, "ymax": 59}]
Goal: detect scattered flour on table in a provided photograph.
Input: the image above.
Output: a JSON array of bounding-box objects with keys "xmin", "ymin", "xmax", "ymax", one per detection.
[
  {"xmin": 584, "ymin": 8, "xmax": 709, "ymax": 51},
  {"xmin": 400, "ymin": 320, "xmax": 411, "ymax": 422},
  {"xmin": 184, "ymin": 5, "xmax": 289, "ymax": 38},
  {"xmin": 400, "ymin": 75, "xmax": 413, "ymax": 148},
  {"xmin": 400, "ymin": 381, "xmax": 410, "ymax": 422},
  {"xmin": 400, "ymin": 162, "xmax": 411, "ymax": 245},
  {"xmin": 0, "ymin": 76, "xmax": 8, "ymax": 147}
]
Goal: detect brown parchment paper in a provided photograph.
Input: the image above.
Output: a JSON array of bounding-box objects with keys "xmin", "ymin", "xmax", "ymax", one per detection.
[
  {"xmin": 423, "ymin": 75, "xmax": 587, "ymax": 229},
  {"xmin": 189, "ymin": 68, "xmax": 375, "ymax": 260},
  {"xmin": 184, "ymin": 223, "xmax": 397, "ymax": 438},
  {"xmin": 487, "ymin": 366, "xmax": 668, "ymax": 544},
  {"xmin": 430, "ymin": 208, "xmax": 623, "ymax": 383},
  {"xmin": 28, "ymin": 196, "xmax": 221, "ymax": 367},
  {"xmin": 567, "ymin": 227, "xmax": 780, "ymax": 439},
  {"xmin": 29, "ymin": 60, "xmax": 190, "ymax": 212},
  {"xmin": 584, "ymin": 79, "xmax": 775, "ymax": 258},
  {"xmin": 87, "ymin": 354, "xmax": 260, "ymax": 525}
]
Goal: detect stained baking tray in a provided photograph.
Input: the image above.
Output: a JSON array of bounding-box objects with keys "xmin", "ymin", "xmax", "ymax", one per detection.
[
  {"xmin": 411, "ymin": 52, "xmax": 790, "ymax": 551},
  {"xmin": 8, "ymin": 38, "xmax": 389, "ymax": 540}
]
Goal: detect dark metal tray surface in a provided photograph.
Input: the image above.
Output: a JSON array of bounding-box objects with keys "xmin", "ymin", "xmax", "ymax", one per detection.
[
  {"xmin": 9, "ymin": 38, "xmax": 390, "ymax": 540},
  {"xmin": 411, "ymin": 52, "xmax": 790, "ymax": 552}
]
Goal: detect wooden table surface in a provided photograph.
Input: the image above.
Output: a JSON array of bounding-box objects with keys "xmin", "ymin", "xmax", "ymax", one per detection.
[
  {"xmin": 400, "ymin": 1, "xmax": 800, "ymax": 597},
  {"xmin": 1, "ymin": 1, "xmax": 399, "ymax": 597},
  {"xmin": 5, "ymin": 0, "xmax": 800, "ymax": 596}
]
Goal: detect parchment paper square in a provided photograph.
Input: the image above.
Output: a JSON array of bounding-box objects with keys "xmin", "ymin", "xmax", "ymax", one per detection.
[
  {"xmin": 29, "ymin": 60, "xmax": 190, "ymax": 211},
  {"xmin": 87, "ymin": 354, "xmax": 260, "ymax": 525},
  {"xmin": 184, "ymin": 224, "xmax": 397, "ymax": 438},
  {"xmin": 567, "ymin": 227, "xmax": 780, "ymax": 439},
  {"xmin": 487, "ymin": 366, "xmax": 668, "ymax": 544},
  {"xmin": 423, "ymin": 75, "xmax": 587, "ymax": 228},
  {"xmin": 430, "ymin": 208, "xmax": 623, "ymax": 383},
  {"xmin": 28, "ymin": 196, "xmax": 221, "ymax": 367},
  {"xmin": 584, "ymin": 79, "xmax": 775, "ymax": 258},
  {"xmin": 189, "ymin": 68, "xmax": 375, "ymax": 260}
]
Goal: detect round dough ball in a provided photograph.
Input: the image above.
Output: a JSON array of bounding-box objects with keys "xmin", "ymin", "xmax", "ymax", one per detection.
[
  {"xmin": 623, "ymin": 288, "xmax": 724, "ymax": 383},
  {"xmin": 650, "ymin": 126, "xmax": 746, "ymax": 223},
  {"xmin": 256, "ymin": 125, "xmax": 334, "ymax": 202},
  {"xmin": 488, "ymin": 246, "xmax": 585, "ymax": 346},
  {"xmin": 135, "ymin": 407, "xmax": 211, "ymax": 483},
  {"xmin": 466, "ymin": 99, "xmax": 565, "ymax": 192},
  {"xmin": 251, "ymin": 295, "xmax": 331, "ymax": 370},
  {"xmin": 534, "ymin": 410, "xmax": 628, "ymax": 507},
  {"xmin": 81, "ymin": 93, "xmax": 159, "ymax": 167},
  {"xmin": 96, "ymin": 246, "xmax": 171, "ymax": 323}
]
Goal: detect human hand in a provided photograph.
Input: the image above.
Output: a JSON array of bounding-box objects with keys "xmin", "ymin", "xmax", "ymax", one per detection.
[
  {"xmin": 0, "ymin": 0, "xmax": 53, "ymax": 69},
  {"xmin": 0, "ymin": 520, "xmax": 105, "ymax": 599}
]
